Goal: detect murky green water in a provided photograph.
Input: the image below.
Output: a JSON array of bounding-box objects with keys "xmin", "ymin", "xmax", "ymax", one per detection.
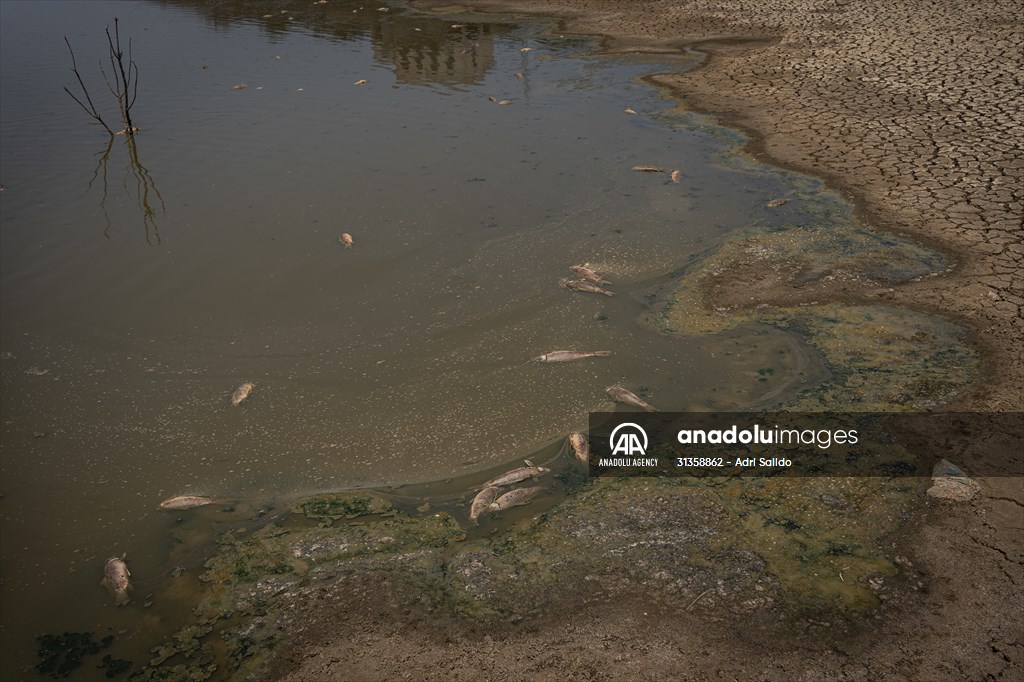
[{"xmin": 0, "ymin": 0, "xmax": 953, "ymax": 677}]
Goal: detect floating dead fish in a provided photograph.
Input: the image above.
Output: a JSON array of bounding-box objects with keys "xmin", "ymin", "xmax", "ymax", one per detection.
[
  {"xmin": 671, "ymin": 170, "xmax": 682, "ymax": 183},
  {"xmin": 570, "ymin": 264, "xmax": 610, "ymax": 284},
  {"xmin": 568, "ymin": 432, "xmax": 590, "ymax": 464},
  {"xmin": 532, "ymin": 350, "xmax": 611, "ymax": 363},
  {"xmin": 101, "ymin": 554, "xmax": 132, "ymax": 607},
  {"xmin": 450, "ymin": 23, "xmax": 464, "ymax": 28},
  {"xmin": 159, "ymin": 495, "xmax": 216, "ymax": 510},
  {"xmin": 606, "ymin": 385, "xmax": 658, "ymax": 412},
  {"xmin": 766, "ymin": 198, "xmax": 788, "ymax": 208},
  {"xmin": 632, "ymin": 165, "xmax": 665, "ymax": 173},
  {"xmin": 624, "ymin": 107, "xmax": 637, "ymax": 115},
  {"xmin": 354, "ymin": 79, "xmax": 368, "ymax": 85},
  {"xmin": 561, "ymin": 278, "xmax": 616, "ymax": 297},
  {"xmin": 514, "ymin": 72, "xmax": 524, "ymax": 79},
  {"xmin": 231, "ymin": 382, "xmax": 254, "ymax": 406},
  {"xmin": 489, "ymin": 486, "xmax": 543, "ymax": 512},
  {"xmin": 228, "ymin": 83, "xmax": 248, "ymax": 90},
  {"xmin": 520, "ymin": 47, "xmax": 532, "ymax": 53},
  {"xmin": 484, "ymin": 460, "xmax": 550, "ymax": 488},
  {"xmin": 498, "ymin": 99, "xmax": 513, "ymax": 106},
  {"xmin": 340, "ymin": 233, "xmax": 354, "ymax": 247},
  {"xmin": 469, "ymin": 486, "xmax": 500, "ymax": 525}
]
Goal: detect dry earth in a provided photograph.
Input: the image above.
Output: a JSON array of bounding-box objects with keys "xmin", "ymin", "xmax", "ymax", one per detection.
[{"xmin": 278, "ymin": 1, "xmax": 1023, "ymax": 679}]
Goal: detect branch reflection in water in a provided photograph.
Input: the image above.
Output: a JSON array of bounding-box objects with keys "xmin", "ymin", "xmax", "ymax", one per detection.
[{"xmin": 86, "ymin": 132, "xmax": 165, "ymax": 243}]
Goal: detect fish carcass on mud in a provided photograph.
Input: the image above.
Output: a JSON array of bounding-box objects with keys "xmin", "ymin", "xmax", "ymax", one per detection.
[{"xmin": 483, "ymin": 460, "xmax": 550, "ymax": 488}]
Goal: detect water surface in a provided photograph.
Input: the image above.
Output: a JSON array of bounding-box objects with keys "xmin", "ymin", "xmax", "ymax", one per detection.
[{"xmin": 1, "ymin": 0, "xmax": 833, "ymax": 675}]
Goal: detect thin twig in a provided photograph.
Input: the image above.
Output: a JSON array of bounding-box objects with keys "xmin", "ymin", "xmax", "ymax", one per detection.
[
  {"xmin": 686, "ymin": 588, "xmax": 713, "ymax": 611},
  {"xmin": 63, "ymin": 36, "xmax": 114, "ymax": 134}
]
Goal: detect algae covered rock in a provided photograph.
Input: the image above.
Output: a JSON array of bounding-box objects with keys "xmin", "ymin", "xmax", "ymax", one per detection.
[{"xmin": 292, "ymin": 493, "xmax": 393, "ymax": 519}]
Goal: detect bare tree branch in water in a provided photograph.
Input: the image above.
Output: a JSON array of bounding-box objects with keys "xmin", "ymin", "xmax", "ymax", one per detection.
[
  {"xmin": 105, "ymin": 18, "xmax": 139, "ymax": 135},
  {"xmin": 65, "ymin": 17, "xmax": 140, "ymax": 136},
  {"xmin": 63, "ymin": 37, "xmax": 115, "ymax": 135}
]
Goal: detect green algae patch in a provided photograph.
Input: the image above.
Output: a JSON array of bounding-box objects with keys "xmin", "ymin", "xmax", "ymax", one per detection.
[
  {"xmin": 132, "ymin": 472, "xmax": 924, "ymax": 681},
  {"xmin": 760, "ymin": 304, "xmax": 978, "ymax": 410},
  {"xmin": 660, "ymin": 222, "xmax": 977, "ymax": 409},
  {"xmin": 292, "ymin": 493, "xmax": 393, "ymax": 519},
  {"xmin": 135, "ymin": 500, "xmax": 469, "ymax": 680},
  {"xmin": 661, "ymin": 223, "xmax": 948, "ymax": 335}
]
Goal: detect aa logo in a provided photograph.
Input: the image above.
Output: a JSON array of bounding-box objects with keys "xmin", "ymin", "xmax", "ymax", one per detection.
[{"xmin": 610, "ymin": 422, "xmax": 648, "ymax": 456}]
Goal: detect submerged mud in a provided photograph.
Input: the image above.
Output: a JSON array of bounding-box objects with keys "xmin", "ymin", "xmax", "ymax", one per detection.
[
  {"xmin": 660, "ymin": 221, "xmax": 978, "ymax": 410},
  {"xmin": 127, "ymin": 467, "xmax": 924, "ymax": 681}
]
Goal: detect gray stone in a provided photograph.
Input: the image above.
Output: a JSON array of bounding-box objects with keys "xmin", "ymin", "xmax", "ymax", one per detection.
[{"xmin": 926, "ymin": 459, "xmax": 980, "ymax": 502}]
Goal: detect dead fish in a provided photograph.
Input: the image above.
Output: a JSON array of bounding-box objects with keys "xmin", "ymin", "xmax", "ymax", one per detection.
[
  {"xmin": 354, "ymin": 79, "xmax": 368, "ymax": 85},
  {"xmin": 532, "ymin": 350, "xmax": 611, "ymax": 363},
  {"xmin": 671, "ymin": 170, "xmax": 682, "ymax": 183},
  {"xmin": 340, "ymin": 233, "xmax": 353, "ymax": 247},
  {"xmin": 159, "ymin": 495, "xmax": 216, "ymax": 510},
  {"xmin": 469, "ymin": 486, "xmax": 500, "ymax": 525},
  {"xmin": 570, "ymin": 264, "xmax": 610, "ymax": 284},
  {"xmin": 520, "ymin": 47, "xmax": 532, "ymax": 53},
  {"xmin": 606, "ymin": 385, "xmax": 658, "ymax": 412},
  {"xmin": 632, "ymin": 165, "xmax": 665, "ymax": 173},
  {"xmin": 766, "ymin": 198, "xmax": 788, "ymax": 208},
  {"xmin": 489, "ymin": 486, "xmax": 543, "ymax": 512},
  {"xmin": 231, "ymin": 382, "xmax": 254, "ymax": 406},
  {"xmin": 624, "ymin": 107, "xmax": 637, "ymax": 115},
  {"xmin": 560, "ymin": 278, "xmax": 616, "ymax": 297},
  {"xmin": 498, "ymin": 99, "xmax": 513, "ymax": 106},
  {"xmin": 484, "ymin": 460, "xmax": 550, "ymax": 488},
  {"xmin": 514, "ymin": 72, "xmax": 524, "ymax": 79},
  {"xmin": 101, "ymin": 554, "xmax": 132, "ymax": 607},
  {"xmin": 228, "ymin": 83, "xmax": 248, "ymax": 90},
  {"xmin": 568, "ymin": 432, "xmax": 590, "ymax": 464}
]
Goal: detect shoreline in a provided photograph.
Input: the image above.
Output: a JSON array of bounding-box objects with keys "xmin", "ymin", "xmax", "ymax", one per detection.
[{"xmin": 415, "ymin": 0, "xmax": 1022, "ymax": 413}]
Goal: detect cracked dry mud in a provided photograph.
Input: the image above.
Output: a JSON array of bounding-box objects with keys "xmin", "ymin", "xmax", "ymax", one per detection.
[{"xmin": 137, "ymin": 2, "xmax": 1021, "ymax": 680}]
